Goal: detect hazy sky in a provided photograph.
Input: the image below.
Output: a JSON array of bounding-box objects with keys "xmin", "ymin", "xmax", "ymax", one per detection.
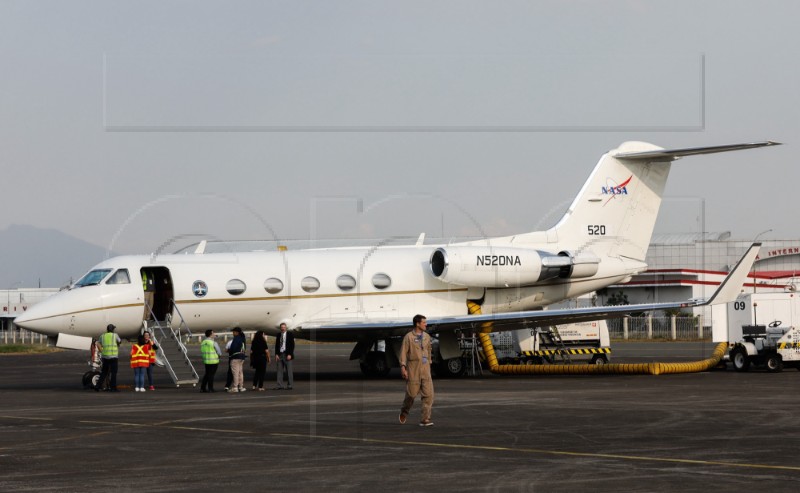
[{"xmin": 1, "ymin": 1, "xmax": 797, "ymax": 255}]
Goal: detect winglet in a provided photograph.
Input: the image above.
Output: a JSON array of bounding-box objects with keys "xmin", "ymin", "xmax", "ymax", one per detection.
[{"xmin": 703, "ymin": 243, "xmax": 761, "ymax": 306}]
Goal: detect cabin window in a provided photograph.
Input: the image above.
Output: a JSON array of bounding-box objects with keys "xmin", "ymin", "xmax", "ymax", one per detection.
[
  {"xmin": 106, "ymin": 269, "xmax": 131, "ymax": 285},
  {"xmin": 226, "ymin": 279, "xmax": 246, "ymax": 295},
  {"xmin": 264, "ymin": 278, "xmax": 284, "ymax": 294},
  {"xmin": 371, "ymin": 273, "xmax": 392, "ymax": 290},
  {"xmin": 74, "ymin": 269, "xmax": 112, "ymax": 287},
  {"xmin": 336, "ymin": 274, "xmax": 356, "ymax": 291},
  {"xmin": 301, "ymin": 276, "xmax": 320, "ymax": 293}
]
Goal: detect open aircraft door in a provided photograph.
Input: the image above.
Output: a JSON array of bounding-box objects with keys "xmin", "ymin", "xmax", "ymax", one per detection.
[{"xmin": 140, "ymin": 267, "xmax": 175, "ymax": 322}]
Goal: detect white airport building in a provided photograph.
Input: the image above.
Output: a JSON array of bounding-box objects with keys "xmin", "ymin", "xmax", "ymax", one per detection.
[
  {"xmin": 601, "ymin": 233, "xmax": 800, "ymax": 321},
  {"xmin": 1, "ymin": 288, "xmax": 60, "ymax": 333}
]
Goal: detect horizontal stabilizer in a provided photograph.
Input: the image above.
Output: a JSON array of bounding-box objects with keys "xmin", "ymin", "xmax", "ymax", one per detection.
[{"xmin": 614, "ymin": 141, "xmax": 780, "ymax": 161}]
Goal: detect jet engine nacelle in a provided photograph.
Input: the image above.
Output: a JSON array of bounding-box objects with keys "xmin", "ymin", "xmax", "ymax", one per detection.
[
  {"xmin": 430, "ymin": 246, "xmax": 565, "ymax": 288},
  {"xmin": 430, "ymin": 247, "xmax": 602, "ymax": 288},
  {"xmin": 555, "ymin": 250, "xmax": 600, "ymax": 279}
]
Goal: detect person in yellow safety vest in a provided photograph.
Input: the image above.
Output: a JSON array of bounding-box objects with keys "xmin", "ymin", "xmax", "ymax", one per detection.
[
  {"xmin": 95, "ymin": 324, "xmax": 121, "ymax": 392},
  {"xmin": 200, "ymin": 329, "xmax": 222, "ymax": 393},
  {"xmin": 143, "ymin": 331, "xmax": 159, "ymax": 390},
  {"xmin": 142, "ymin": 271, "xmax": 155, "ymax": 320},
  {"xmin": 130, "ymin": 334, "xmax": 151, "ymax": 392}
]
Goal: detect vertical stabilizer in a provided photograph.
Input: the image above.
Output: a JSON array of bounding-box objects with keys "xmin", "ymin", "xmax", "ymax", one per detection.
[
  {"xmin": 549, "ymin": 141, "xmax": 671, "ymax": 261},
  {"xmin": 504, "ymin": 141, "xmax": 776, "ymax": 261}
]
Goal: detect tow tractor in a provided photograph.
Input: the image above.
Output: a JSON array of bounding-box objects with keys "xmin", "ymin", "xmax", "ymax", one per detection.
[
  {"xmin": 729, "ymin": 323, "xmax": 800, "ymax": 372},
  {"xmin": 725, "ymin": 292, "xmax": 800, "ymax": 372}
]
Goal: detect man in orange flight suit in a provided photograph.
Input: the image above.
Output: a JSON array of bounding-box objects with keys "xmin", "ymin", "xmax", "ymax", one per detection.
[{"xmin": 398, "ymin": 314, "xmax": 435, "ymax": 427}]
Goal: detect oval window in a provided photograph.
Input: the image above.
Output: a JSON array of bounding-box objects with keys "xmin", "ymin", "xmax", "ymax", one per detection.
[
  {"xmin": 372, "ymin": 273, "xmax": 392, "ymax": 290},
  {"xmin": 226, "ymin": 279, "xmax": 246, "ymax": 295},
  {"xmin": 263, "ymin": 278, "xmax": 284, "ymax": 294},
  {"xmin": 336, "ymin": 274, "xmax": 356, "ymax": 291},
  {"xmin": 301, "ymin": 276, "xmax": 320, "ymax": 293}
]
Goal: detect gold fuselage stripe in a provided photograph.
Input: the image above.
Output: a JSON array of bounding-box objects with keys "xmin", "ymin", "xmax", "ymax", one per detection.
[{"xmin": 18, "ymin": 288, "xmax": 467, "ymax": 323}]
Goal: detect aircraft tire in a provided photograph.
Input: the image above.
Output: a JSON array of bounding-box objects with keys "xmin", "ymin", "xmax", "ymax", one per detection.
[
  {"xmin": 765, "ymin": 353, "xmax": 783, "ymax": 373},
  {"xmin": 731, "ymin": 347, "xmax": 750, "ymax": 372},
  {"xmin": 82, "ymin": 371, "xmax": 100, "ymax": 389},
  {"xmin": 360, "ymin": 352, "xmax": 391, "ymax": 378},
  {"xmin": 435, "ymin": 357, "xmax": 466, "ymax": 378}
]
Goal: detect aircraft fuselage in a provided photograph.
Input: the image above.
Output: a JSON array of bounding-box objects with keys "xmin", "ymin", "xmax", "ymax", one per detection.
[{"xmin": 15, "ymin": 244, "xmax": 639, "ymax": 341}]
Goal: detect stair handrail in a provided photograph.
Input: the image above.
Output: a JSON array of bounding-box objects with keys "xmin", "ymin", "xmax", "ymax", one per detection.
[
  {"xmin": 548, "ymin": 326, "xmax": 572, "ymax": 364},
  {"xmin": 142, "ymin": 300, "xmax": 186, "ymax": 384},
  {"xmin": 167, "ymin": 299, "xmax": 199, "ymax": 383},
  {"xmin": 169, "ymin": 299, "xmax": 193, "ymax": 339}
]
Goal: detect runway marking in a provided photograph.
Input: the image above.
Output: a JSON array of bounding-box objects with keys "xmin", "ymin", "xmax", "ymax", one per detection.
[
  {"xmin": 0, "ymin": 415, "xmax": 54, "ymax": 421},
  {"xmin": 272, "ymin": 433, "xmax": 800, "ymax": 473},
  {"xmin": 0, "ymin": 432, "xmax": 110, "ymax": 450},
  {"xmin": 6, "ymin": 415, "xmax": 798, "ymax": 473},
  {"xmin": 79, "ymin": 419, "xmax": 252, "ymax": 434}
]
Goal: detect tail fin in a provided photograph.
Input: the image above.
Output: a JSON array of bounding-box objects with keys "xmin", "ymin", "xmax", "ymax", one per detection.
[{"xmin": 544, "ymin": 141, "xmax": 779, "ymax": 261}]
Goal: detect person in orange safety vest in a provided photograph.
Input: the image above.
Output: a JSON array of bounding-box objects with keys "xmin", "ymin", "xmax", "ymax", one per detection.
[
  {"xmin": 143, "ymin": 331, "xmax": 159, "ymax": 391},
  {"xmin": 130, "ymin": 334, "xmax": 151, "ymax": 393}
]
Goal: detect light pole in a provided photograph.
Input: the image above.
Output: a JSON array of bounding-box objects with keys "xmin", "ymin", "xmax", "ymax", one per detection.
[{"xmin": 752, "ymin": 229, "xmax": 772, "ymax": 293}]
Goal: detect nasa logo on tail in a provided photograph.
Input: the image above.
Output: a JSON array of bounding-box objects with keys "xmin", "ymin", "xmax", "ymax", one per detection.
[{"xmin": 601, "ymin": 175, "xmax": 632, "ymax": 205}]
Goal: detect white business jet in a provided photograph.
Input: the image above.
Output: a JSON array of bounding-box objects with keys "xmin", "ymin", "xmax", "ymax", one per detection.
[{"xmin": 15, "ymin": 141, "xmax": 777, "ymax": 376}]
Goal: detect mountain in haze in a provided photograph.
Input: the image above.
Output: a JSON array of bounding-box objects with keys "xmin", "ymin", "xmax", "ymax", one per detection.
[{"xmin": 0, "ymin": 224, "xmax": 113, "ymax": 289}]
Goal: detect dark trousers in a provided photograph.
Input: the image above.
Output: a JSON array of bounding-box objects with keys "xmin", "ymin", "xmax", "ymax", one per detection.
[
  {"xmin": 98, "ymin": 358, "xmax": 118, "ymax": 390},
  {"xmin": 276, "ymin": 355, "xmax": 293, "ymax": 389},
  {"xmin": 225, "ymin": 359, "xmax": 233, "ymax": 388},
  {"xmin": 146, "ymin": 364, "xmax": 154, "ymax": 387},
  {"xmin": 201, "ymin": 363, "xmax": 218, "ymax": 391},
  {"xmin": 252, "ymin": 359, "xmax": 267, "ymax": 388}
]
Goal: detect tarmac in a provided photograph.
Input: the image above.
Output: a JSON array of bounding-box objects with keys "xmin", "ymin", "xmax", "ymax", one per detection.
[{"xmin": 1, "ymin": 341, "xmax": 799, "ymax": 492}]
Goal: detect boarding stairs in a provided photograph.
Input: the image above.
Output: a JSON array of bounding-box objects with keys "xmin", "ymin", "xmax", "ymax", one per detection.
[
  {"xmin": 547, "ymin": 326, "xmax": 572, "ymax": 364},
  {"xmin": 143, "ymin": 301, "xmax": 199, "ymax": 387}
]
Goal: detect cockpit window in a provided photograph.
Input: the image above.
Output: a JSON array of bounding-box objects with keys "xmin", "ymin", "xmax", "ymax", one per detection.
[
  {"xmin": 106, "ymin": 269, "xmax": 131, "ymax": 285},
  {"xmin": 74, "ymin": 269, "xmax": 112, "ymax": 287}
]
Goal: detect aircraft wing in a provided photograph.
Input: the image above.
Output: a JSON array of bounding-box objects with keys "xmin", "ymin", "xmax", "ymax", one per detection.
[{"xmin": 295, "ymin": 243, "xmax": 760, "ymax": 342}]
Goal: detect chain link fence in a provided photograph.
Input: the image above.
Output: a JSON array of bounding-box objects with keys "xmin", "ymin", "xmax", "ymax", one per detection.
[
  {"xmin": 607, "ymin": 316, "xmax": 711, "ymax": 340},
  {"xmin": 0, "ymin": 328, "xmax": 49, "ymax": 345}
]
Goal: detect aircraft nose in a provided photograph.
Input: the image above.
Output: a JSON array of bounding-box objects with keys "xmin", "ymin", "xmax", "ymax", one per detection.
[
  {"xmin": 12, "ymin": 295, "xmax": 66, "ymax": 336},
  {"xmin": 12, "ymin": 309, "xmax": 35, "ymax": 328}
]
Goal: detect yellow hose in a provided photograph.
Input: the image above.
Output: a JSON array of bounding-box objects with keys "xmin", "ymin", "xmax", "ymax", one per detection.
[{"xmin": 468, "ymin": 301, "xmax": 726, "ymax": 376}]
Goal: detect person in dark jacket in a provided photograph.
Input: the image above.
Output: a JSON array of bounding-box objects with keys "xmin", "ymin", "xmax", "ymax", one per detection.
[
  {"xmin": 274, "ymin": 323, "xmax": 295, "ymax": 390},
  {"xmin": 250, "ymin": 330, "xmax": 270, "ymax": 391},
  {"xmin": 228, "ymin": 327, "xmax": 247, "ymax": 393}
]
